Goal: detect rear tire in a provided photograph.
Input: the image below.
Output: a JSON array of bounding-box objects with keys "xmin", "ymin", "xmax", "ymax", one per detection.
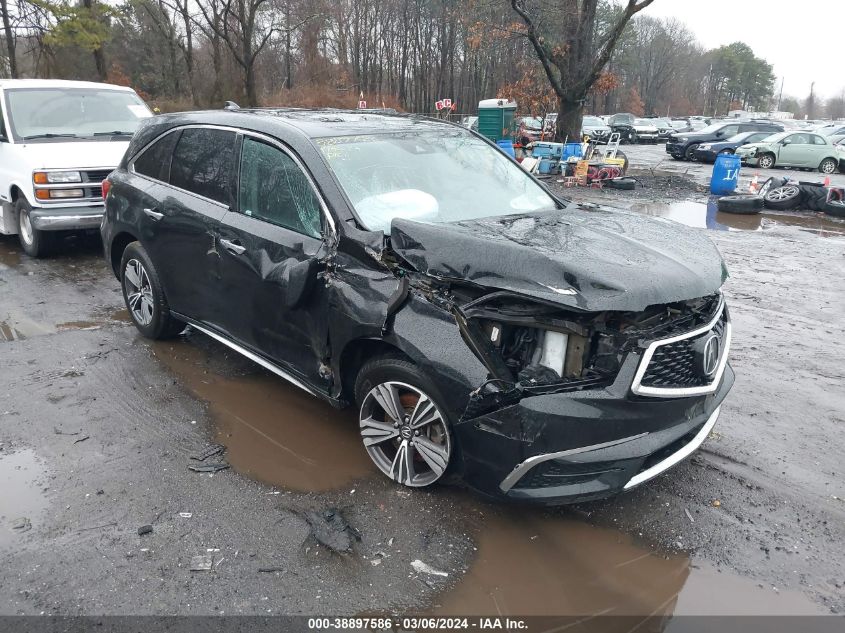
[
  {"xmin": 16, "ymin": 198, "xmax": 54, "ymax": 258},
  {"xmin": 819, "ymin": 158, "xmax": 837, "ymax": 174},
  {"xmin": 119, "ymin": 241, "xmax": 185, "ymax": 339}
]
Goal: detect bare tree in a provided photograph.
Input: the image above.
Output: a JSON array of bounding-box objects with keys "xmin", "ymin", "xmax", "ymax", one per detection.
[{"xmin": 511, "ymin": 0, "xmax": 655, "ymax": 140}]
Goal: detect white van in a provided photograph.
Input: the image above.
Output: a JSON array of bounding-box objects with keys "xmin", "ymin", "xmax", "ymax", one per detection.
[{"xmin": 0, "ymin": 79, "xmax": 152, "ymax": 256}]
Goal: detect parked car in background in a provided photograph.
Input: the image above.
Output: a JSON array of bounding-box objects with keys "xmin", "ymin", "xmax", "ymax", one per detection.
[
  {"xmin": 581, "ymin": 115, "xmax": 611, "ymax": 141},
  {"xmin": 666, "ymin": 119, "xmax": 783, "ymax": 160},
  {"xmin": 460, "ymin": 115, "xmax": 478, "ymax": 132},
  {"xmin": 691, "ymin": 131, "xmax": 777, "ymax": 163},
  {"xmin": 735, "ymin": 131, "xmax": 844, "ymax": 173},
  {"xmin": 648, "ymin": 117, "xmax": 675, "ymax": 140},
  {"xmin": 816, "ymin": 123, "xmax": 845, "ymax": 145},
  {"xmin": 102, "ymin": 107, "xmax": 733, "ymax": 504},
  {"xmin": 631, "ymin": 118, "xmax": 660, "ymax": 143},
  {"xmin": 0, "ymin": 79, "xmax": 152, "ymax": 257},
  {"xmin": 517, "ymin": 116, "xmax": 544, "ymax": 145}
]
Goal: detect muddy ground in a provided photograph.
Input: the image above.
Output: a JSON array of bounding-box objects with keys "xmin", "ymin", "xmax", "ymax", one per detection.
[{"xmin": 0, "ymin": 169, "xmax": 844, "ymax": 621}]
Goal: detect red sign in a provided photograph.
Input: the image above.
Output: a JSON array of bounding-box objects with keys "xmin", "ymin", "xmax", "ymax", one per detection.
[
  {"xmin": 443, "ymin": 98, "xmax": 452, "ymax": 108},
  {"xmin": 358, "ymin": 100, "xmax": 367, "ymax": 109},
  {"xmin": 434, "ymin": 100, "xmax": 444, "ymax": 111}
]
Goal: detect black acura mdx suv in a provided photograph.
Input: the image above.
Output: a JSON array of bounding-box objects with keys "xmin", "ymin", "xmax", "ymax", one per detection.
[{"xmin": 101, "ymin": 108, "xmax": 733, "ymax": 504}]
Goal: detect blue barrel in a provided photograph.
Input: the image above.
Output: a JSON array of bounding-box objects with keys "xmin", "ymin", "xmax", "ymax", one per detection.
[
  {"xmin": 497, "ymin": 139, "xmax": 515, "ymax": 158},
  {"xmin": 710, "ymin": 153, "xmax": 741, "ymax": 195},
  {"xmin": 538, "ymin": 158, "xmax": 554, "ymax": 174}
]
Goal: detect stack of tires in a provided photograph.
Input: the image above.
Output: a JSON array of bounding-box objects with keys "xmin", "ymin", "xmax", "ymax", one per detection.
[{"xmin": 717, "ymin": 177, "xmax": 845, "ymax": 218}]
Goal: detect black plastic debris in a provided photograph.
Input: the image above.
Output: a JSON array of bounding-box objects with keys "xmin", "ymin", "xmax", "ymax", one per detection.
[
  {"xmin": 304, "ymin": 508, "xmax": 361, "ymax": 553},
  {"xmin": 188, "ymin": 463, "xmax": 229, "ymax": 473},
  {"xmin": 190, "ymin": 444, "xmax": 226, "ymax": 462},
  {"xmin": 137, "ymin": 524, "xmax": 153, "ymax": 536},
  {"xmin": 257, "ymin": 566, "xmax": 284, "ymax": 573}
]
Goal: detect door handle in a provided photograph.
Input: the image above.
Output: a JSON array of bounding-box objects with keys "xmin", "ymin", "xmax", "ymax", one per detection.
[
  {"xmin": 219, "ymin": 238, "xmax": 246, "ymax": 255},
  {"xmin": 143, "ymin": 207, "xmax": 163, "ymax": 221}
]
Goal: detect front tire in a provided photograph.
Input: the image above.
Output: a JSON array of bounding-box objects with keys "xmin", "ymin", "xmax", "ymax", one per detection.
[
  {"xmin": 355, "ymin": 357, "xmax": 455, "ymax": 488},
  {"xmin": 16, "ymin": 198, "xmax": 54, "ymax": 258},
  {"xmin": 120, "ymin": 242, "xmax": 185, "ymax": 339},
  {"xmin": 684, "ymin": 144, "xmax": 700, "ymax": 161},
  {"xmin": 758, "ymin": 153, "xmax": 775, "ymax": 169}
]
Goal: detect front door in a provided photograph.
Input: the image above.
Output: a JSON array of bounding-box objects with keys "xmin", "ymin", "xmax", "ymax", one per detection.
[
  {"xmin": 216, "ymin": 134, "xmax": 329, "ymax": 387},
  {"xmin": 778, "ymin": 133, "xmax": 812, "ymax": 167}
]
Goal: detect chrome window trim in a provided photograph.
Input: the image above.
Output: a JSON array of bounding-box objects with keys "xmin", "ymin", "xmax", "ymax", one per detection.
[
  {"xmin": 624, "ymin": 406, "xmax": 720, "ymax": 489},
  {"xmin": 630, "ymin": 295, "xmax": 731, "ymax": 398},
  {"xmin": 187, "ymin": 321, "xmax": 318, "ymax": 397},
  {"xmin": 499, "ymin": 432, "xmax": 648, "ymax": 493},
  {"xmin": 128, "ymin": 123, "xmax": 337, "ymax": 238}
]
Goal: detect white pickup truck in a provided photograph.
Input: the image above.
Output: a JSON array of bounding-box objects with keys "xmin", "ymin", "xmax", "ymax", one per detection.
[{"xmin": 0, "ymin": 79, "xmax": 152, "ymax": 257}]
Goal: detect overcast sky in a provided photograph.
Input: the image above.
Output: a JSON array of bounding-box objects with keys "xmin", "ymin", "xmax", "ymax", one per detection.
[{"xmin": 641, "ymin": 0, "xmax": 843, "ymax": 101}]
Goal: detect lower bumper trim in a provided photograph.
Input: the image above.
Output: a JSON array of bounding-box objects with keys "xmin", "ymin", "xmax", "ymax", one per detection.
[
  {"xmin": 623, "ymin": 406, "xmax": 720, "ymax": 489},
  {"xmin": 31, "ymin": 210, "xmax": 104, "ymax": 231}
]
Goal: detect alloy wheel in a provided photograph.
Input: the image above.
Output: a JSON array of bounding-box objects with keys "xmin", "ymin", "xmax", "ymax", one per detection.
[
  {"xmin": 359, "ymin": 381, "xmax": 451, "ymax": 487},
  {"xmin": 767, "ymin": 185, "xmax": 799, "ymax": 201},
  {"xmin": 123, "ymin": 259, "xmax": 155, "ymax": 326},
  {"xmin": 759, "ymin": 155, "xmax": 774, "ymax": 169},
  {"xmin": 820, "ymin": 159, "xmax": 836, "ymax": 174}
]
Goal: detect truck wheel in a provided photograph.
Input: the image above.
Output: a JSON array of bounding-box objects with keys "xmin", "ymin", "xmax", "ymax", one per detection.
[{"xmin": 16, "ymin": 198, "xmax": 54, "ymax": 258}]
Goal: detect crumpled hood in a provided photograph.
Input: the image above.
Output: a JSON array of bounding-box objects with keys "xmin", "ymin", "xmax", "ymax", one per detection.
[{"xmin": 389, "ymin": 206, "xmax": 727, "ymax": 312}]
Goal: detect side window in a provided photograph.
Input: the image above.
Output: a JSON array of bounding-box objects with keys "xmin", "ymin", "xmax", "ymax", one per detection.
[
  {"xmin": 237, "ymin": 137, "xmax": 322, "ymax": 239},
  {"xmin": 169, "ymin": 128, "xmax": 237, "ymax": 206},
  {"xmin": 133, "ymin": 131, "xmax": 179, "ymax": 182},
  {"xmin": 811, "ymin": 134, "xmax": 827, "ymax": 145},
  {"xmin": 720, "ymin": 125, "xmax": 739, "ymax": 136},
  {"xmin": 788, "ymin": 133, "xmax": 809, "ymax": 145}
]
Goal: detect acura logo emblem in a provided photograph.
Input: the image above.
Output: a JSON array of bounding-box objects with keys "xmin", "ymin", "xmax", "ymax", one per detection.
[{"xmin": 701, "ymin": 334, "xmax": 720, "ymax": 377}]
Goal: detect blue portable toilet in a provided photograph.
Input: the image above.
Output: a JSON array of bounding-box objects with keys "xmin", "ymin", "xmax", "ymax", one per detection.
[{"xmin": 711, "ymin": 153, "xmax": 741, "ymax": 195}]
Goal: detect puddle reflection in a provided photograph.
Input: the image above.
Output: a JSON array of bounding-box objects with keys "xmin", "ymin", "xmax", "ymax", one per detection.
[
  {"xmin": 152, "ymin": 336, "xmax": 375, "ymax": 491},
  {"xmin": 629, "ymin": 197, "xmax": 845, "ymax": 236},
  {"xmin": 0, "ymin": 449, "xmax": 49, "ymax": 549}
]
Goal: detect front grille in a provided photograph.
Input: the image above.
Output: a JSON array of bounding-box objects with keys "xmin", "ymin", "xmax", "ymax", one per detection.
[
  {"xmin": 84, "ymin": 169, "xmax": 112, "ymax": 183},
  {"xmin": 639, "ymin": 310, "xmax": 727, "ymax": 389},
  {"xmin": 514, "ymin": 459, "xmax": 623, "ymax": 490}
]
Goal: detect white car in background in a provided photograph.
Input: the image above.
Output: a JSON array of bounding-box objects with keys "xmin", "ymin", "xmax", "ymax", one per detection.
[{"xmin": 0, "ymin": 79, "xmax": 152, "ymax": 257}]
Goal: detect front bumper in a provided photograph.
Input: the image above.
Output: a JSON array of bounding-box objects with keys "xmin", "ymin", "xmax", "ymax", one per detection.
[
  {"xmin": 665, "ymin": 141, "xmax": 685, "ymax": 156},
  {"xmin": 692, "ymin": 149, "xmax": 718, "ymax": 162},
  {"xmin": 636, "ymin": 133, "xmax": 659, "ymax": 141},
  {"xmin": 30, "ymin": 205, "xmax": 104, "ymax": 231}
]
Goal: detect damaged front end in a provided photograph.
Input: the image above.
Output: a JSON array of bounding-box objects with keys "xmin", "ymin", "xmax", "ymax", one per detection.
[{"xmin": 379, "ymin": 212, "xmax": 734, "ymax": 503}]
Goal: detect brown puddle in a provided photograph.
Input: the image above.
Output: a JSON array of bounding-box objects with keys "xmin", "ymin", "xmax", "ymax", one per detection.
[
  {"xmin": 435, "ymin": 506, "xmax": 824, "ymax": 617},
  {"xmin": 0, "ymin": 449, "xmax": 49, "ymax": 549},
  {"xmin": 0, "ymin": 237, "xmax": 21, "ymax": 268},
  {"xmin": 628, "ymin": 198, "xmax": 845, "ymax": 237},
  {"xmin": 152, "ymin": 337, "xmax": 375, "ymax": 491}
]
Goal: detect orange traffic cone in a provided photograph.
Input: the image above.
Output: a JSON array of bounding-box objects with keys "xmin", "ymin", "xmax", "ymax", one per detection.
[
  {"xmin": 823, "ymin": 175, "xmax": 831, "ymax": 187},
  {"xmin": 748, "ymin": 173, "xmax": 759, "ymax": 194}
]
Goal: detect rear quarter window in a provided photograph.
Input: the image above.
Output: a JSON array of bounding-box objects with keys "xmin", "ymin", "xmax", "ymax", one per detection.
[
  {"xmin": 169, "ymin": 127, "xmax": 237, "ymax": 206},
  {"xmin": 133, "ymin": 131, "xmax": 179, "ymax": 182}
]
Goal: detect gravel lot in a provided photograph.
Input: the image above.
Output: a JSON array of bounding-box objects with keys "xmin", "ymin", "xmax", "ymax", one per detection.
[{"xmin": 1, "ymin": 151, "xmax": 843, "ymax": 620}]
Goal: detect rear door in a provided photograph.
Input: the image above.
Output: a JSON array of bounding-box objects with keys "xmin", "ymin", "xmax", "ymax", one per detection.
[
  {"xmin": 135, "ymin": 126, "xmax": 237, "ymax": 324},
  {"xmin": 216, "ymin": 132, "xmax": 330, "ymax": 386},
  {"xmin": 809, "ymin": 133, "xmax": 831, "ymax": 167}
]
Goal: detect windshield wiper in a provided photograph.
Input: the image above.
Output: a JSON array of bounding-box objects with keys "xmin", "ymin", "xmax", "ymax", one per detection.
[
  {"xmin": 92, "ymin": 130, "xmax": 134, "ymax": 136},
  {"xmin": 21, "ymin": 133, "xmax": 79, "ymax": 140}
]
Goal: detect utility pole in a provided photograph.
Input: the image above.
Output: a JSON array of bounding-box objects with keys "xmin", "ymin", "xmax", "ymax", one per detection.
[{"xmin": 776, "ymin": 76, "xmax": 784, "ymax": 111}]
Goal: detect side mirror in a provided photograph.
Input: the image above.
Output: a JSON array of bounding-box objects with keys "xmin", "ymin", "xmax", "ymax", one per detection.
[{"xmin": 284, "ymin": 257, "xmax": 319, "ymax": 309}]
